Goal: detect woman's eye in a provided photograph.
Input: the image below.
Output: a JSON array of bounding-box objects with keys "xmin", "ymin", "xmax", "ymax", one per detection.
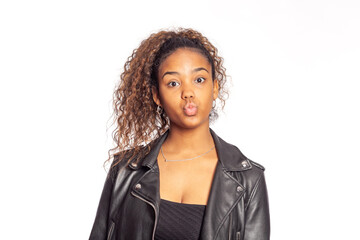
[
  {"xmin": 195, "ymin": 77, "xmax": 205, "ymax": 83},
  {"xmin": 168, "ymin": 81, "xmax": 179, "ymax": 87}
]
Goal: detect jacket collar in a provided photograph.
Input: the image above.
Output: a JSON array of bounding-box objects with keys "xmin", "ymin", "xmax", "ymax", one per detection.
[
  {"xmin": 131, "ymin": 128, "xmax": 251, "ymax": 239},
  {"xmin": 139, "ymin": 128, "xmax": 252, "ymax": 172}
]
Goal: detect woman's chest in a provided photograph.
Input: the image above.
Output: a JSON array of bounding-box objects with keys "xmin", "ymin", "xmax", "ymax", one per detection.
[{"xmin": 157, "ymin": 153, "xmax": 218, "ymax": 205}]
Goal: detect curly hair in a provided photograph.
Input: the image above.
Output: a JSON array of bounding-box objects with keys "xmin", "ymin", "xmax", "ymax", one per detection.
[{"xmin": 106, "ymin": 28, "xmax": 228, "ymax": 170}]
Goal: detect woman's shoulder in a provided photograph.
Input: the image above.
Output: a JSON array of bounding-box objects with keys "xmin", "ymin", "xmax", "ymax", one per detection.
[
  {"xmin": 108, "ymin": 139, "xmax": 157, "ymax": 174},
  {"xmin": 248, "ymin": 159, "xmax": 265, "ymax": 171},
  {"xmin": 106, "ymin": 147, "xmax": 143, "ymax": 179},
  {"xmin": 212, "ymin": 130, "xmax": 266, "ymax": 173}
]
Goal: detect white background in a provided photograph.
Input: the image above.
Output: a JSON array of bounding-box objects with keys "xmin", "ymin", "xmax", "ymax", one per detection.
[{"xmin": 1, "ymin": 0, "xmax": 359, "ymax": 239}]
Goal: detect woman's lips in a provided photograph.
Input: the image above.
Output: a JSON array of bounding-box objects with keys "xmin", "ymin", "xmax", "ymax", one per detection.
[{"xmin": 183, "ymin": 102, "xmax": 198, "ymax": 116}]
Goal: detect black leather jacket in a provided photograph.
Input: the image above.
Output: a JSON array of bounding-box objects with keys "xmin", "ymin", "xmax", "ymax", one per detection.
[{"xmin": 89, "ymin": 129, "xmax": 270, "ymax": 240}]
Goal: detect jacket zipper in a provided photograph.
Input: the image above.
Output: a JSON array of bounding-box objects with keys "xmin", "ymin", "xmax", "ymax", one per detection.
[
  {"xmin": 131, "ymin": 191, "xmax": 158, "ymax": 240},
  {"xmin": 107, "ymin": 221, "xmax": 115, "ymax": 240},
  {"xmin": 228, "ymin": 213, "xmax": 232, "ymax": 240},
  {"xmin": 236, "ymin": 231, "xmax": 241, "ymax": 240}
]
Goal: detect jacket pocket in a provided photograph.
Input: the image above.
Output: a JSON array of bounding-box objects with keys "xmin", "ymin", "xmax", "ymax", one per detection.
[
  {"xmin": 107, "ymin": 221, "xmax": 115, "ymax": 240},
  {"xmin": 236, "ymin": 231, "xmax": 241, "ymax": 240}
]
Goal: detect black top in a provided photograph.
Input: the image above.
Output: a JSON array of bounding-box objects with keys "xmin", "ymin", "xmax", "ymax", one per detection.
[{"xmin": 154, "ymin": 198, "xmax": 206, "ymax": 240}]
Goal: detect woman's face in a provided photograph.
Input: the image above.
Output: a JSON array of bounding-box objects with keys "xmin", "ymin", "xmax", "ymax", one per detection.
[{"xmin": 152, "ymin": 48, "xmax": 219, "ymax": 130}]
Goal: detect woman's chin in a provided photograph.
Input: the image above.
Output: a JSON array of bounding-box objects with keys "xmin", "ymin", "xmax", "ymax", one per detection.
[{"xmin": 170, "ymin": 116, "xmax": 209, "ymax": 130}]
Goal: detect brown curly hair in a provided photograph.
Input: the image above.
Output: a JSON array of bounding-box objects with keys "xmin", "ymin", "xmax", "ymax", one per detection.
[{"xmin": 106, "ymin": 28, "xmax": 228, "ymax": 170}]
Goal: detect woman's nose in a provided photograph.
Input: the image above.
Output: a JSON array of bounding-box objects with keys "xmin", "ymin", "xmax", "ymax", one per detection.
[{"xmin": 181, "ymin": 85, "xmax": 195, "ymax": 99}]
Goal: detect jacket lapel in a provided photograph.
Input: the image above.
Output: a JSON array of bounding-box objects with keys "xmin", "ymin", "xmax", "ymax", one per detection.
[
  {"xmin": 199, "ymin": 129, "xmax": 249, "ymax": 240},
  {"xmin": 131, "ymin": 130, "xmax": 169, "ymax": 209}
]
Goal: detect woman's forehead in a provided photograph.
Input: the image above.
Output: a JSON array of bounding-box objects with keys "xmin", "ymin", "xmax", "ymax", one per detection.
[{"xmin": 159, "ymin": 48, "xmax": 211, "ymax": 71}]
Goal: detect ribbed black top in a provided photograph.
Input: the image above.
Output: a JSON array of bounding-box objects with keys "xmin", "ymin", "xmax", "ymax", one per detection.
[{"xmin": 154, "ymin": 198, "xmax": 206, "ymax": 240}]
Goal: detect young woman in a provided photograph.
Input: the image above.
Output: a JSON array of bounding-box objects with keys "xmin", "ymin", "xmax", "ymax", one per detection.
[{"xmin": 89, "ymin": 28, "xmax": 270, "ymax": 240}]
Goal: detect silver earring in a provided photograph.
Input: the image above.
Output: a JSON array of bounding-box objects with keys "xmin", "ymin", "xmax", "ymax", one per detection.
[
  {"xmin": 156, "ymin": 105, "xmax": 163, "ymax": 114},
  {"xmin": 212, "ymin": 100, "xmax": 216, "ymax": 108}
]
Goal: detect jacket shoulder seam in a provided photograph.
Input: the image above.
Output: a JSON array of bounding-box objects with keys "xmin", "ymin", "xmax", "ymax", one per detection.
[{"xmin": 249, "ymin": 159, "xmax": 265, "ymax": 171}]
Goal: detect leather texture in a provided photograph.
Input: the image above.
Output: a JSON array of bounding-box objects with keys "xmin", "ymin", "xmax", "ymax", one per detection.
[{"xmin": 89, "ymin": 128, "xmax": 270, "ymax": 240}]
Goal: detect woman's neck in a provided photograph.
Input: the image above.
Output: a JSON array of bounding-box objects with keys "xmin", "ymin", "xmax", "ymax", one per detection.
[{"xmin": 163, "ymin": 123, "xmax": 215, "ymax": 154}]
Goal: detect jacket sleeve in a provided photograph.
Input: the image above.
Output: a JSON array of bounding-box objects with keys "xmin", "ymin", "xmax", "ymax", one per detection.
[
  {"xmin": 244, "ymin": 172, "xmax": 270, "ymax": 240},
  {"xmin": 89, "ymin": 170, "xmax": 115, "ymax": 240}
]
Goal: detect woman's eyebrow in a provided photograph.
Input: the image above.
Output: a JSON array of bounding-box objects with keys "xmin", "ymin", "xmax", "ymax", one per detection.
[
  {"xmin": 162, "ymin": 71, "xmax": 179, "ymax": 79},
  {"xmin": 161, "ymin": 68, "xmax": 209, "ymax": 79},
  {"xmin": 193, "ymin": 67, "xmax": 209, "ymax": 73}
]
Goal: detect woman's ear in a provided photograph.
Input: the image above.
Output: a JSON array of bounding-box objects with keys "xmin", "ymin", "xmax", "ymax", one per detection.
[
  {"xmin": 152, "ymin": 86, "xmax": 162, "ymax": 106},
  {"xmin": 213, "ymin": 79, "xmax": 219, "ymax": 100}
]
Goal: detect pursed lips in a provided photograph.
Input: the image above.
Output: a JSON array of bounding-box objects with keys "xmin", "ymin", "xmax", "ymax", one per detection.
[{"xmin": 183, "ymin": 102, "xmax": 198, "ymax": 116}]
